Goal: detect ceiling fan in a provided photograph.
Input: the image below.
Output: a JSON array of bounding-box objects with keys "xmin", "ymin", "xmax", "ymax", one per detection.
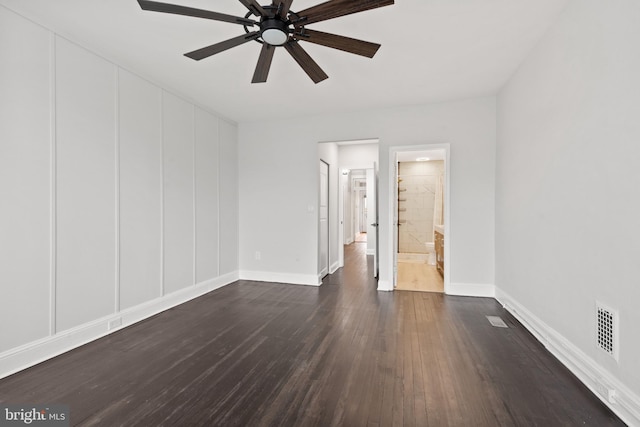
[{"xmin": 137, "ymin": 0, "xmax": 394, "ymax": 83}]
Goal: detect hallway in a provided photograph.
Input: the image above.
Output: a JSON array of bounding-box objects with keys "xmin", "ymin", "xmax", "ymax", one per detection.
[{"xmin": 0, "ymin": 243, "xmax": 623, "ymax": 426}]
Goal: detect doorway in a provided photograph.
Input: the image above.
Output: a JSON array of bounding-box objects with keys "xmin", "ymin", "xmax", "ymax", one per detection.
[
  {"xmin": 391, "ymin": 147, "xmax": 449, "ymax": 293},
  {"xmin": 318, "ymin": 139, "xmax": 379, "ymax": 279},
  {"xmin": 351, "ymin": 173, "xmax": 367, "ymax": 243},
  {"xmin": 346, "ymin": 168, "xmax": 377, "ymax": 272}
]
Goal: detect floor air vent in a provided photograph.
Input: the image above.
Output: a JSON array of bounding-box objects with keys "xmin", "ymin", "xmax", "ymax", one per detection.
[
  {"xmin": 486, "ymin": 316, "xmax": 508, "ymax": 328},
  {"xmin": 596, "ymin": 302, "xmax": 618, "ymax": 361}
]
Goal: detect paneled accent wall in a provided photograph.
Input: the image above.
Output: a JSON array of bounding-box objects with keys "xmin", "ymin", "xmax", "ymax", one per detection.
[
  {"xmin": 0, "ymin": 7, "xmax": 52, "ymax": 351},
  {"xmin": 195, "ymin": 108, "xmax": 221, "ymax": 282},
  {"xmin": 118, "ymin": 69, "xmax": 163, "ymax": 311},
  {"xmin": 0, "ymin": 7, "xmax": 238, "ymax": 362},
  {"xmin": 55, "ymin": 37, "xmax": 118, "ymax": 332},
  {"xmin": 162, "ymin": 93, "xmax": 196, "ymax": 295},
  {"xmin": 218, "ymin": 121, "xmax": 239, "ymax": 275}
]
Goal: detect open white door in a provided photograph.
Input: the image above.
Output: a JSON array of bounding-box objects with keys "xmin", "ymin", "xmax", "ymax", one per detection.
[
  {"xmin": 366, "ymin": 167, "xmax": 378, "ymax": 278},
  {"xmin": 374, "ymin": 162, "xmax": 380, "ymax": 278},
  {"xmin": 319, "ymin": 160, "xmax": 329, "ymax": 279}
]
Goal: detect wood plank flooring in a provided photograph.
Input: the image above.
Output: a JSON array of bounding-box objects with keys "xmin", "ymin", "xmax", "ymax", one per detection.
[
  {"xmin": 0, "ymin": 243, "xmax": 624, "ymax": 426},
  {"xmin": 396, "ymin": 258, "xmax": 444, "ymax": 293}
]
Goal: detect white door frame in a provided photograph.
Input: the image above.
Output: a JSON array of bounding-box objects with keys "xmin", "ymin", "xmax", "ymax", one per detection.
[
  {"xmin": 338, "ymin": 171, "xmax": 346, "ymax": 268},
  {"xmin": 387, "ymin": 144, "xmax": 451, "ymax": 293},
  {"xmin": 334, "ymin": 139, "xmax": 380, "ymax": 270},
  {"xmin": 373, "ymin": 162, "xmax": 380, "ymax": 278},
  {"xmin": 318, "ymin": 159, "xmax": 330, "ymax": 279}
]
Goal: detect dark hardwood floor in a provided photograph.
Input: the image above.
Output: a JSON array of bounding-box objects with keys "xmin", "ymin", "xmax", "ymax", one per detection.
[{"xmin": 0, "ymin": 243, "xmax": 624, "ymax": 426}]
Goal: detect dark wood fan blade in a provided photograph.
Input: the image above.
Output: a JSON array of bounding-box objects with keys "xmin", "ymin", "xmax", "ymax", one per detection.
[
  {"xmin": 252, "ymin": 44, "xmax": 277, "ymax": 83},
  {"xmin": 273, "ymin": 0, "xmax": 293, "ymax": 19},
  {"xmin": 294, "ymin": 28, "xmax": 380, "ymax": 58},
  {"xmin": 292, "ymin": 0, "xmax": 393, "ymax": 26},
  {"xmin": 185, "ymin": 32, "xmax": 260, "ymax": 60},
  {"xmin": 284, "ymin": 41, "xmax": 328, "ymax": 83},
  {"xmin": 138, "ymin": 0, "xmax": 256, "ymax": 26},
  {"xmin": 238, "ymin": 0, "xmax": 267, "ymax": 17}
]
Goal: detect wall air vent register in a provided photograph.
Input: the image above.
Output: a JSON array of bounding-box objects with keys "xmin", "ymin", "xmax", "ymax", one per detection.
[{"xmin": 596, "ymin": 302, "xmax": 618, "ymax": 361}]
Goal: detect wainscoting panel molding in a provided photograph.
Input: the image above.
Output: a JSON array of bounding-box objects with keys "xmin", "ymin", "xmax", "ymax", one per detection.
[
  {"xmin": 0, "ymin": 6, "xmax": 239, "ymax": 382},
  {"xmin": 0, "ymin": 272, "xmax": 239, "ymax": 380}
]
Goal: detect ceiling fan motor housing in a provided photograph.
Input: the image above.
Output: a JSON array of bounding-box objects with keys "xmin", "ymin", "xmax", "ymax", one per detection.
[{"xmin": 260, "ymin": 18, "xmax": 289, "ymax": 45}]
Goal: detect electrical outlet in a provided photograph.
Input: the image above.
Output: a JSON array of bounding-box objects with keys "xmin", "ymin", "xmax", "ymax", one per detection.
[
  {"xmin": 594, "ymin": 381, "xmax": 616, "ymax": 404},
  {"xmin": 255, "ymin": 251, "xmax": 261, "ymax": 260},
  {"xmin": 108, "ymin": 318, "xmax": 122, "ymax": 330}
]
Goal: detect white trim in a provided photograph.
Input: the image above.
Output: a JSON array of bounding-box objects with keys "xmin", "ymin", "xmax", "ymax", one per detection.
[
  {"xmin": 0, "ymin": 272, "xmax": 239, "ymax": 380},
  {"xmin": 216, "ymin": 118, "xmax": 221, "ymax": 278},
  {"xmin": 318, "ymin": 159, "xmax": 330, "ymax": 280},
  {"xmin": 329, "ymin": 261, "xmax": 340, "ymax": 274},
  {"xmin": 366, "ymin": 249, "xmax": 375, "ymax": 256},
  {"xmin": 446, "ymin": 283, "xmax": 495, "ymax": 298},
  {"xmin": 338, "ymin": 171, "xmax": 344, "ymax": 269},
  {"xmin": 240, "ymin": 270, "xmax": 321, "ymax": 287},
  {"xmin": 114, "ymin": 66, "xmax": 121, "ymax": 313},
  {"xmin": 48, "ymin": 32, "xmax": 57, "ymax": 336},
  {"xmin": 159, "ymin": 90, "xmax": 165, "ymax": 297},
  {"xmin": 192, "ymin": 105, "xmax": 197, "ymax": 286},
  {"xmin": 496, "ymin": 288, "xmax": 640, "ymax": 427},
  {"xmin": 377, "ymin": 280, "xmax": 393, "ymax": 292}
]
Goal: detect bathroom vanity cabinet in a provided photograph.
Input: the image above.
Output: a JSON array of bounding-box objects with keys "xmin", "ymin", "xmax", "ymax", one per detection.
[{"xmin": 434, "ymin": 230, "xmax": 444, "ymax": 277}]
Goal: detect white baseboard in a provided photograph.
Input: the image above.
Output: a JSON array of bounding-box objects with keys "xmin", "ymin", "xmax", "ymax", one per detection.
[
  {"xmin": 496, "ymin": 288, "xmax": 640, "ymax": 427},
  {"xmin": 366, "ymin": 249, "xmax": 375, "ymax": 255},
  {"xmin": 329, "ymin": 261, "xmax": 340, "ymax": 274},
  {"xmin": 446, "ymin": 282, "xmax": 495, "ymax": 297},
  {"xmin": 239, "ymin": 270, "xmax": 320, "ymax": 286},
  {"xmin": 0, "ymin": 271, "xmax": 239, "ymax": 380},
  {"xmin": 377, "ymin": 280, "xmax": 393, "ymax": 291}
]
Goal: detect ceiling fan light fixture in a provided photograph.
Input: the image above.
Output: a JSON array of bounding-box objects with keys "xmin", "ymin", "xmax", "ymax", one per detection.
[
  {"xmin": 261, "ymin": 18, "xmax": 289, "ymax": 45},
  {"xmin": 262, "ymin": 28, "xmax": 288, "ymax": 45}
]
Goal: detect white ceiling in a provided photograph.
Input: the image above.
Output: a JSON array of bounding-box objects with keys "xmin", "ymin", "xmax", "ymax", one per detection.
[{"xmin": 1, "ymin": 0, "xmax": 568, "ymax": 123}]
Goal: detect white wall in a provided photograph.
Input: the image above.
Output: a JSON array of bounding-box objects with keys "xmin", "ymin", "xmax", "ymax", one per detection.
[
  {"xmin": 239, "ymin": 97, "xmax": 496, "ymax": 290},
  {"xmin": 339, "ymin": 143, "xmax": 379, "ymax": 171},
  {"xmin": 496, "ymin": 0, "xmax": 640, "ymax": 423},
  {"xmin": 0, "ymin": 7, "xmax": 239, "ymax": 376}
]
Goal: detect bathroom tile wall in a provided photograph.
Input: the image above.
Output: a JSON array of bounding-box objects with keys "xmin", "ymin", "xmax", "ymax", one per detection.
[{"xmin": 398, "ymin": 161, "xmax": 444, "ymax": 253}]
